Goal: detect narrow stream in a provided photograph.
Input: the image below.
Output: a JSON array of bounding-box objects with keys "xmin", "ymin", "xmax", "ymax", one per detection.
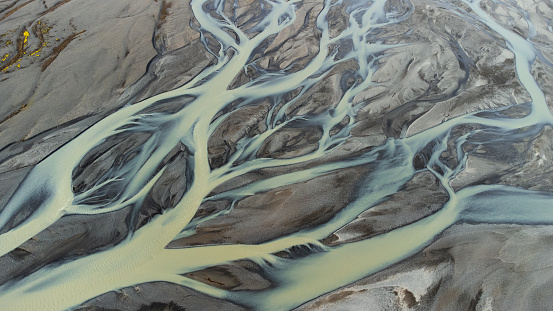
[{"xmin": 0, "ymin": 0, "xmax": 551, "ymax": 310}]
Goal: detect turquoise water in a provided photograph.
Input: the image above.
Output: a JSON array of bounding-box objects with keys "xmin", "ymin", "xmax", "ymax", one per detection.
[{"xmin": 0, "ymin": 0, "xmax": 552, "ymax": 310}]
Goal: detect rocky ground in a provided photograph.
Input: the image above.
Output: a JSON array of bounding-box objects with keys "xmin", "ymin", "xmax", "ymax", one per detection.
[{"xmin": 1, "ymin": 0, "xmax": 553, "ymax": 310}]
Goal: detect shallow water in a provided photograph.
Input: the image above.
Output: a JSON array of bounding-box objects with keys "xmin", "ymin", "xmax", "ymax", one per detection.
[{"xmin": 0, "ymin": 0, "xmax": 552, "ymax": 310}]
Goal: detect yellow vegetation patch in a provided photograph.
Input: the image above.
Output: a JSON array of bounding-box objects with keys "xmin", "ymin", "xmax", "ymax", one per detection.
[
  {"xmin": 0, "ymin": 28, "xmax": 28, "ymax": 73},
  {"xmin": 23, "ymin": 31, "xmax": 29, "ymax": 45}
]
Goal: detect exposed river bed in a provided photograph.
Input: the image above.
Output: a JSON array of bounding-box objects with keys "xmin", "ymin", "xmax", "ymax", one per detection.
[{"xmin": 0, "ymin": 0, "xmax": 553, "ymax": 310}]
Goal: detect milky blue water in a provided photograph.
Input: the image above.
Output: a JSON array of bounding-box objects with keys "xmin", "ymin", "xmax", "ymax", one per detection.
[{"xmin": 0, "ymin": 0, "xmax": 551, "ymax": 310}]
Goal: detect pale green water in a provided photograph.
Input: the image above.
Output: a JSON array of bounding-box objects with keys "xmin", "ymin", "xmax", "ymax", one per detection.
[{"xmin": 0, "ymin": 0, "xmax": 552, "ymax": 310}]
